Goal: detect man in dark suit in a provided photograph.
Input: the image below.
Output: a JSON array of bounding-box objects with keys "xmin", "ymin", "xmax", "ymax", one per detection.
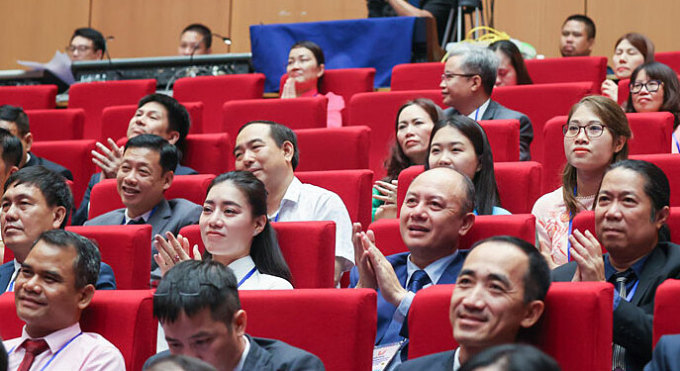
[
  {"xmin": 0, "ymin": 105, "xmax": 73, "ymax": 180},
  {"xmin": 149, "ymin": 260, "xmax": 325, "ymax": 370},
  {"xmin": 85, "ymin": 134, "xmax": 201, "ymax": 281},
  {"xmin": 440, "ymin": 43, "xmax": 533, "ymax": 161},
  {"xmin": 0, "ymin": 166, "xmax": 116, "ymax": 291},
  {"xmin": 397, "ymin": 236, "xmax": 550, "ymax": 370},
  {"xmin": 645, "ymin": 334, "xmax": 680, "ymax": 371},
  {"xmin": 72, "ymin": 93, "xmax": 197, "ymax": 225},
  {"xmin": 552, "ymin": 160, "xmax": 680, "ymax": 371}
]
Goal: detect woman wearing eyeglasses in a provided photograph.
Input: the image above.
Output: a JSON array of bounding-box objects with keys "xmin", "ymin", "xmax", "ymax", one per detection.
[
  {"xmin": 532, "ymin": 96, "xmax": 631, "ymax": 268},
  {"xmin": 624, "ymin": 61, "xmax": 680, "ymax": 153}
]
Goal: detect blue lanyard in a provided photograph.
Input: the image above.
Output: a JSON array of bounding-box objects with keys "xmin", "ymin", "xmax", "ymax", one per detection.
[
  {"xmin": 9, "ymin": 332, "xmax": 83, "ymax": 370},
  {"xmin": 473, "ymin": 107, "xmax": 480, "ymax": 121},
  {"xmin": 623, "ymin": 280, "xmax": 640, "ymax": 302},
  {"xmin": 673, "ymin": 133, "xmax": 680, "ymax": 153},
  {"xmin": 238, "ymin": 267, "xmax": 257, "ymax": 287}
]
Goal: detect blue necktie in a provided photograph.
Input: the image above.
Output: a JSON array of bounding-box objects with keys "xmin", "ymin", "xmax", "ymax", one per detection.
[{"xmin": 407, "ymin": 270, "xmax": 431, "ymax": 292}]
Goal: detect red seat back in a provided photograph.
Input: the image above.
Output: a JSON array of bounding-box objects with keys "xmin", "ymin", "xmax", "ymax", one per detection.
[
  {"xmin": 183, "ymin": 133, "xmax": 232, "ymax": 175},
  {"xmin": 26, "ymin": 108, "xmax": 85, "ymax": 141},
  {"xmin": 0, "ymin": 290, "xmax": 156, "ymax": 371},
  {"xmin": 68, "ymin": 79, "xmax": 156, "ymax": 140},
  {"xmin": 173, "ymin": 74, "xmax": 265, "ymax": 133},
  {"xmin": 88, "ymin": 175, "xmax": 213, "ymax": 219},
  {"xmin": 295, "ymin": 126, "xmax": 371, "ymax": 171},
  {"xmin": 524, "ymin": 56, "xmax": 607, "ymax": 86},
  {"xmin": 296, "ymin": 170, "xmax": 373, "ymax": 228},
  {"xmin": 408, "ymin": 282, "xmax": 614, "ymax": 371},
  {"xmin": 655, "ymin": 51, "xmax": 680, "ymax": 74},
  {"xmin": 630, "ymin": 154, "xmax": 680, "ymax": 207},
  {"xmin": 653, "ymin": 279, "xmax": 680, "ymax": 347},
  {"xmin": 478, "ymin": 119, "xmax": 520, "ymax": 162},
  {"xmin": 0, "ymin": 85, "xmax": 57, "ymax": 109},
  {"xmin": 618, "ymin": 78, "xmax": 630, "ymax": 106},
  {"xmin": 240, "ymin": 288, "xmax": 376, "ymax": 371},
  {"xmin": 101, "ymin": 102, "xmax": 205, "ymax": 141},
  {"xmin": 179, "ymin": 221, "xmax": 336, "ymax": 288},
  {"xmin": 390, "ymin": 62, "xmax": 443, "ymax": 91}
]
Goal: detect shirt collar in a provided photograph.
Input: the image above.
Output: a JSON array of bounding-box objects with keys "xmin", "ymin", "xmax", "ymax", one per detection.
[
  {"xmin": 124, "ymin": 208, "xmax": 154, "ymax": 225},
  {"xmin": 406, "ymin": 250, "xmax": 460, "ymax": 287},
  {"xmin": 233, "ymin": 335, "xmax": 250, "ymax": 371},
  {"xmin": 604, "ymin": 253, "xmax": 650, "ymax": 282},
  {"xmin": 466, "ymin": 99, "xmax": 491, "ymax": 121},
  {"xmin": 6, "ymin": 259, "xmax": 21, "ymax": 292},
  {"xmin": 228, "ymin": 256, "xmax": 256, "ymax": 281},
  {"xmin": 269, "ymin": 177, "xmax": 301, "ymax": 219},
  {"xmin": 19, "ymin": 322, "xmax": 81, "ymax": 354},
  {"xmin": 453, "ymin": 347, "xmax": 461, "ymax": 371}
]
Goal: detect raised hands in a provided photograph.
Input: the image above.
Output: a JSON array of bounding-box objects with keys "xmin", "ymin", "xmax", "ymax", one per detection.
[
  {"xmin": 373, "ymin": 180, "xmax": 399, "ymax": 220},
  {"xmin": 569, "ymin": 229, "xmax": 605, "ymax": 282},
  {"xmin": 153, "ymin": 231, "xmax": 201, "ymax": 277},
  {"xmin": 92, "ymin": 138, "xmax": 124, "ymax": 179},
  {"xmin": 280, "ymin": 77, "xmax": 297, "ymax": 99}
]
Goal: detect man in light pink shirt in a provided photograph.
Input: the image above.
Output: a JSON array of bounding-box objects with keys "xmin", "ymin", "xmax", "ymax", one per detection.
[{"xmin": 3, "ymin": 230, "xmax": 125, "ymax": 370}]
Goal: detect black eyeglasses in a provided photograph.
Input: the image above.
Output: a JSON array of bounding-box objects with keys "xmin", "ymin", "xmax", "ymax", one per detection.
[
  {"xmin": 65, "ymin": 45, "xmax": 93, "ymax": 54},
  {"xmin": 441, "ymin": 72, "xmax": 478, "ymax": 81},
  {"xmin": 630, "ymin": 80, "xmax": 662, "ymax": 94},
  {"xmin": 562, "ymin": 123, "xmax": 606, "ymax": 138}
]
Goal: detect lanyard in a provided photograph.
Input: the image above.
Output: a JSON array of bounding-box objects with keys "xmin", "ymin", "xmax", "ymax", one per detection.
[
  {"xmin": 623, "ymin": 280, "xmax": 640, "ymax": 302},
  {"xmin": 673, "ymin": 133, "xmax": 680, "ymax": 153},
  {"xmin": 9, "ymin": 332, "xmax": 83, "ymax": 370},
  {"xmin": 238, "ymin": 267, "xmax": 257, "ymax": 287},
  {"xmin": 473, "ymin": 107, "xmax": 480, "ymax": 121}
]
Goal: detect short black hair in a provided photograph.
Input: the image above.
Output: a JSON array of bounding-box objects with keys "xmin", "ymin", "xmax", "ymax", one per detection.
[
  {"xmin": 0, "ymin": 105, "xmax": 29, "ymax": 136},
  {"xmin": 470, "ymin": 235, "xmax": 551, "ymax": 303},
  {"xmin": 4, "ymin": 166, "xmax": 73, "ymax": 229},
  {"xmin": 181, "ymin": 23, "xmax": 212, "ymax": 50},
  {"xmin": 144, "ymin": 354, "xmax": 217, "ymax": 371},
  {"xmin": 238, "ymin": 121, "xmax": 300, "ymax": 170},
  {"xmin": 124, "ymin": 134, "xmax": 178, "ymax": 174},
  {"xmin": 563, "ymin": 14, "xmax": 596, "ymax": 40},
  {"xmin": 0, "ymin": 336, "xmax": 6, "ymax": 371},
  {"xmin": 154, "ymin": 260, "xmax": 240, "ymax": 329},
  {"xmin": 32, "ymin": 229, "xmax": 101, "ymax": 289},
  {"xmin": 137, "ymin": 94, "xmax": 191, "ymax": 149},
  {"xmin": 459, "ymin": 344, "xmax": 561, "ymax": 371},
  {"xmin": 70, "ymin": 27, "xmax": 106, "ymax": 53},
  {"xmin": 0, "ymin": 127, "xmax": 23, "ymax": 168}
]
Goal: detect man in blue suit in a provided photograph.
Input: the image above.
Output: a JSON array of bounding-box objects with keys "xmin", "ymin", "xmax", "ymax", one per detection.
[{"xmin": 645, "ymin": 334, "xmax": 680, "ymax": 371}]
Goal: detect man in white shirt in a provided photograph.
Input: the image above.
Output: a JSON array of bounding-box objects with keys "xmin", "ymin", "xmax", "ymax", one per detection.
[{"xmin": 233, "ymin": 121, "xmax": 354, "ymax": 284}]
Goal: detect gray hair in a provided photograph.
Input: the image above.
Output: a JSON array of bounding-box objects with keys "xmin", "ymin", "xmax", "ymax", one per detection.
[{"xmin": 448, "ymin": 43, "xmax": 499, "ymax": 96}]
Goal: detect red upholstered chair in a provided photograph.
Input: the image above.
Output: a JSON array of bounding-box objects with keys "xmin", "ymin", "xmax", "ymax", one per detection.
[
  {"xmin": 68, "ymin": 79, "xmax": 156, "ymax": 140},
  {"xmin": 491, "ymin": 81, "xmax": 597, "ymax": 164},
  {"xmin": 631, "ymin": 154, "xmax": 680, "ymax": 207},
  {"xmin": 295, "ymin": 170, "xmax": 373, "ymax": 228},
  {"xmin": 88, "ymin": 175, "xmax": 213, "ymax": 219},
  {"xmin": 525, "ymin": 56, "xmax": 608, "ymax": 86},
  {"xmin": 618, "ymin": 78, "xmax": 630, "ymax": 106},
  {"xmin": 179, "ymin": 221, "xmax": 336, "ymax": 288},
  {"xmin": 173, "ymin": 74, "xmax": 265, "ymax": 133},
  {"xmin": 0, "ymin": 85, "xmax": 57, "ymax": 109},
  {"xmin": 408, "ymin": 282, "xmax": 614, "ymax": 371},
  {"xmin": 101, "ymin": 102, "xmax": 205, "ymax": 141},
  {"xmin": 369, "ymin": 214, "xmax": 535, "ymax": 257},
  {"xmin": 478, "ymin": 119, "xmax": 520, "ymax": 162},
  {"xmin": 390, "ymin": 62, "xmax": 443, "ymax": 91},
  {"xmin": 26, "ymin": 108, "xmax": 85, "ymax": 141},
  {"xmin": 295, "ymin": 126, "xmax": 371, "ymax": 171},
  {"xmin": 0, "ymin": 290, "xmax": 156, "ymax": 371},
  {"xmin": 240, "ymin": 288, "xmax": 376, "ymax": 371},
  {"xmin": 183, "ymin": 133, "xmax": 232, "ymax": 174},
  {"xmin": 66, "ymin": 225, "xmax": 152, "ymax": 290},
  {"xmin": 31, "ymin": 139, "xmax": 96, "ymax": 206},
  {"xmin": 348, "ymin": 90, "xmax": 443, "ymax": 179},
  {"xmin": 653, "ymin": 279, "xmax": 680, "ymax": 346},
  {"xmin": 655, "ymin": 51, "xmax": 680, "ymax": 74},
  {"xmin": 222, "ymin": 97, "xmax": 327, "ymax": 139}
]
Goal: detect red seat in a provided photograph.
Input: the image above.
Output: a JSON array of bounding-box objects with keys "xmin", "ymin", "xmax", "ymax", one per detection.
[
  {"xmin": 222, "ymin": 97, "xmax": 327, "ymax": 140},
  {"xmin": 173, "ymin": 74, "xmax": 265, "ymax": 133},
  {"xmin": 101, "ymin": 102, "xmax": 205, "ymax": 141},
  {"xmin": 630, "ymin": 154, "xmax": 680, "ymax": 207},
  {"xmin": 0, "ymin": 290, "xmax": 156, "ymax": 371},
  {"xmin": 618, "ymin": 78, "xmax": 630, "ymax": 106},
  {"xmin": 183, "ymin": 133, "xmax": 232, "ymax": 175},
  {"xmin": 0, "ymin": 85, "xmax": 57, "ymax": 109},
  {"xmin": 68, "ymin": 79, "xmax": 156, "ymax": 140},
  {"xmin": 408, "ymin": 282, "xmax": 614, "ymax": 371},
  {"xmin": 524, "ymin": 56, "xmax": 608, "ymax": 86},
  {"xmin": 295, "ymin": 170, "xmax": 373, "ymax": 228},
  {"xmin": 369, "ymin": 214, "xmax": 535, "ymax": 257},
  {"xmin": 542, "ymin": 113, "xmax": 674, "ymax": 192},
  {"xmin": 240, "ymin": 288, "xmax": 376, "ymax": 371},
  {"xmin": 653, "ymin": 279, "xmax": 680, "ymax": 347},
  {"xmin": 478, "ymin": 119, "xmax": 520, "ymax": 162},
  {"xmin": 26, "ymin": 108, "xmax": 85, "ymax": 141},
  {"xmin": 88, "ymin": 175, "xmax": 214, "ymax": 219},
  {"xmin": 390, "ymin": 62, "xmax": 443, "ymax": 91},
  {"xmin": 66, "ymin": 225, "xmax": 152, "ymax": 290},
  {"xmin": 31, "ymin": 140, "xmax": 96, "ymax": 208},
  {"xmin": 180, "ymin": 221, "xmax": 336, "ymax": 288},
  {"xmin": 295, "ymin": 126, "xmax": 371, "ymax": 172},
  {"xmin": 655, "ymin": 51, "xmax": 680, "ymax": 74}
]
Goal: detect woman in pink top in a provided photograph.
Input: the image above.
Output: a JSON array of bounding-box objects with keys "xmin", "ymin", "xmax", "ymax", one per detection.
[
  {"xmin": 281, "ymin": 40, "xmax": 345, "ymax": 128},
  {"xmin": 531, "ymin": 96, "xmax": 631, "ymax": 268}
]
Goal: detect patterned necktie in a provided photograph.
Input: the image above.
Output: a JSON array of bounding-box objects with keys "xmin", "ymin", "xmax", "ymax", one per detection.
[
  {"xmin": 18, "ymin": 339, "xmax": 49, "ymax": 371},
  {"xmin": 407, "ymin": 270, "xmax": 431, "ymax": 293},
  {"xmin": 611, "ymin": 269, "xmax": 635, "ymax": 371}
]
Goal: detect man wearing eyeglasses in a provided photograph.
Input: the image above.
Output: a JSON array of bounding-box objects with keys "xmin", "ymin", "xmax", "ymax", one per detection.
[
  {"xmin": 66, "ymin": 28, "xmax": 106, "ymax": 62},
  {"xmin": 440, "ymin": 43, "xmax": 534, "ymax": 161}
]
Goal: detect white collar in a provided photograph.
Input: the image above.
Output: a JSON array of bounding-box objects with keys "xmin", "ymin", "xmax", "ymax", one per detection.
[
  {"xmin": 466, "ymin": 99, "xmax": 491, "ymax": 121},
  {"xmin": 124, "ymin": 208, "xmax": 154, "ymax": 224},
  {"xmin": 233, "ymin": 335, "xmax": 250, "ymax": 371},
  {"xmin": 268, "ymin": 176, "xmax": 301, "ymax": 219}
]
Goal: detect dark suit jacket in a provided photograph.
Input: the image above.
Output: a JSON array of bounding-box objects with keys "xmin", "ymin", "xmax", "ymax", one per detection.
[
  {"xmin": 72, "ymin": 164, "xmax": 197, "ymax": 226},
  {"xmin": 349, "ymin": 251, "xmax": 467, "ymax": 345},
  {"xmin": 0, "ymin": 260, "xmax": 116, "ymax": 290},
  {"xmin": 552, "ymin": 242, "xmax": 680, "ymax": 371},
  {"xmin": 145, "ymin": 334, "xmax": 326, "ymax": 370},
  {"xmin": 24, "ymin": 153, "xmax": 73, "ymax": 180},
  {"xmin": 397, "ymin": 350, "xmax": 455, "ymax": 370},
  {"xmin": 644, "ymin": 334, "xmax": 680, "ymax": 371},
  {"xmin": 445, "ymin": 99, "xmax": 534, "ymax": 161}
]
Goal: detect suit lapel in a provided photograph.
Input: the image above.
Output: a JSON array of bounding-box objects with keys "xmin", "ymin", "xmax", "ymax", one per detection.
[
  {"xmin": 0, "ymin": 261, "xmax": 15, "ymax": 291},
  {"xmin": 147, "ymin": 199, "xmax": 171, "ymax": 237},
  {"xmin": 631, "ymin": 247, "xmax": 665, "ymax": 305},
  {"xmin": 437, "ymin": 251, "xmax": 466, "ymax": 284},
  {"xmin": 480, "ymin": 100, "xmax": 498, "ymax": 121},
  {"xmin": 241, "ymin": 335, "xmax": 273, "ymax": 369}
]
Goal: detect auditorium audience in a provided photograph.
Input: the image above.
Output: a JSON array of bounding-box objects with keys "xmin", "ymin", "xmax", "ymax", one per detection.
[
  {"xmin": 601, "ymin": 33, "xmax": 655, "ymax": 102},
  {"xmin": 234, "ymin": 120, "xmax": 353, "ymax": 285},
  {"xmin": 178, "ymin": 23, "xmax": 212, "ymax": 56},
  {"xmin": 552, "ymin": 159, "xmax": 680, "ymax": 371},
  {"xmin": 0, "ymin": 166, "xmax": 116, "ymax": 291},
  {"xmin": 84, "ymin": 135, "xmax": 201, "ymax": 282},
  {"xmin": 458, "ymin": 344, "xmax": 560, "ymax": 371},
  {"xmin": 66, "ymin": 27, "xmax": 106, "ymax": 61},
  {"xmin": 149, "ymin": 260, "xmax": 325, "ymax": 370},
  {"xmin": 559, "ymin": 14, "xmax": 595, "ymax": 57},
  {"xmin": 0, "ymin": 105, "xmax": 73, "ymax": 181},
  {"xmin": 373, "ymin": 98, "xmax": 442, "ymax": 221},
  {"xmin": 488, "ymin": 40, "xmax": 533, "ymax": 87},
  {"xmin": 398, "ymin": 236, "xmax": 550, "ymax": 370},
  {"xmin": 441, "ymin": 43, "xmax": 533, "ymax": 161},
  {"xmin": 532, "ymin": 96, "xmax": 631, "ymax": 268},
  {"xmin": 624, "ymin": 62, "xmax": 680, "ymax": 153},
  {"xmin": 281, "ymin": 41, "xmax": 345, "ymax": 127},
  {"xmin": 426, "ymin": 115, "xmax": 509, "ymax": 215},
  {"xmin": 2, "ymin": 230, "xmax": 125, "ymax": 370}
]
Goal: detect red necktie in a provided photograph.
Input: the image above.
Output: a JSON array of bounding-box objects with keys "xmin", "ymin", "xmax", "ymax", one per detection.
[{"xmin": 17, "ymin": 339, "xmax": 49, "ymax": 371}]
